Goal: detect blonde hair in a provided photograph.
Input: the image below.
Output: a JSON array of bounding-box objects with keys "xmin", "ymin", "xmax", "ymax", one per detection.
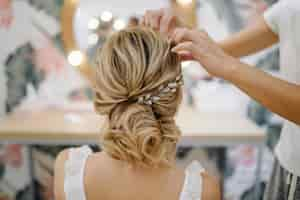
[{"xmin": 94, "ymin": 27, "xmax": 182, "ymax": 167}]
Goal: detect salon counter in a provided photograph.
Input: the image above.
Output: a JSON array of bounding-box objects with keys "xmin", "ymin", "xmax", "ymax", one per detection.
[{"xmin": 0, "ymin": 105, "xmax": 265, "ymax": 146}]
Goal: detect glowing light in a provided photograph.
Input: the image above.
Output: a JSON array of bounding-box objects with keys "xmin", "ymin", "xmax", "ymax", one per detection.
[
  {"xmin": 101, "ymin": 11, "xmax": 113, "ymax": 22},
  {"xmin": 88, "ymin": 17, "xmax": 100, "ymax": 30},
  {"xmin": 113, "ymin": 19, "xmax": 126, "ymax": 30},
  {"xmin": 68, "ymin": 51, "xmax": 83, "ymax": 66},
  {"xmin": 88, "ymin": 33, "xmax": 99, "ymax": 45},
  {"xmin": 176, "ymin": 0, "xmax": 193, "ymax": 6}
]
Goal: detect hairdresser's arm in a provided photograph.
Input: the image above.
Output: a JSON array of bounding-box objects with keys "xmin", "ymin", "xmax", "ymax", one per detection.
[
  {"xmin": 171, "ymin": 28, "xmax": 300, "ymax": 125},
  {"xmin": 219, "ymin": 16, "xmax": 279, "ymax": 57},
  {"xmin": 142, "ymin": 10, "xmax": 278, "ymax": 57}
]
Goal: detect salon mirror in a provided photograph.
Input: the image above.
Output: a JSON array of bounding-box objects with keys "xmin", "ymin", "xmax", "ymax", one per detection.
[{"xmin": 61, "ymin": 0, "xmax": 197, "ymax": 82}]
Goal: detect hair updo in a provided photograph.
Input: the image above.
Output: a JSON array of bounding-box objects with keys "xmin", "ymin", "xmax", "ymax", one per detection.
[{"xmin": 94, "ymin": 27, "xmax": 182, "ymax": 167}]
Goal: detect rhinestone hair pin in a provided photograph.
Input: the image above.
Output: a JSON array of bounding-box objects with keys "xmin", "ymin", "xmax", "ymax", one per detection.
[{"xmin": 138, "ymin": 75, "xmax": 184, "ymax": 106}]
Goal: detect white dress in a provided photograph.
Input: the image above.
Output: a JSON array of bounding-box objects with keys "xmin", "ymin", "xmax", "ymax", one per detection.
[{"xmin": 64, "ymin": 146, "xmax": 205, "ymax": 200}]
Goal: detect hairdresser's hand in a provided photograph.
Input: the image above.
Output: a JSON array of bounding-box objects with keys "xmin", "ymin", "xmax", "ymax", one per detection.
[
  {"xmin": 141, "ymin": 8, "xmax": 184, "ymax": 37},
  {"xmin": 171, "ymin": 28, "xmax": 237, "ymax": 79}
]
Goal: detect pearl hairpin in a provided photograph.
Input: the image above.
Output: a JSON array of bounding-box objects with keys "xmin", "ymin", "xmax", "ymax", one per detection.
[{"xmin": 137, "ymin": 75, "xmax": 183, "ymax": 106}]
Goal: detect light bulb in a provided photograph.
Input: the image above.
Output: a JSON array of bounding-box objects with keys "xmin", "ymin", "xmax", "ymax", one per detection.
[
  {"xmin": 68, "ymin": 51, "xmax": 83, "ymax": 66},
  {"xmin": 176, "ymin": 0, "xmax": 193, "ymax": 6},
  {"xmin": 88, "ymin": 33, "xmax": 99, "ymax": 45},
  {"xmin": 113, "ymin": 19, "xmax": 126, "ymax": 30},
  {"xmin": 101, "ymin": 11, "xmax": 113, "ymax": 22},
  {"xmin": 88, "ymin": 17, "xmax": 100, "ymax": 30}
]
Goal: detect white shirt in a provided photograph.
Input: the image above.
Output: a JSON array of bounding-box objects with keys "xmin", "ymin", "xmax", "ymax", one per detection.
[
  {"xmin": 264, "ymin": 0, "xmax": 300, "ymax": 176},
  {"xmin": 0, "ymin": 1, "xmax": 60, "ymax": 117}
]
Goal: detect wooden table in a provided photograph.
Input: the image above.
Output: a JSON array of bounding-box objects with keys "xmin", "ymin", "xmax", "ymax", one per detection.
[
  {"xmin": 0, "ymin": 105, "xmax": 266, "ymax": 199},
  {"xmin": 0, "ymin": 106, "xmax": 265, "ymax": 146}
]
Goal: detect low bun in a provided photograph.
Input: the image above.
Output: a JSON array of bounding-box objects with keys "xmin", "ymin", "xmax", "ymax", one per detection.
[
  {"xmin": 94, "ymin": 27, "xmax": 182, "ymax": 167},
  {"xmin": 101, "ymin": 102, "xmax": 179, "ymax": 166}
]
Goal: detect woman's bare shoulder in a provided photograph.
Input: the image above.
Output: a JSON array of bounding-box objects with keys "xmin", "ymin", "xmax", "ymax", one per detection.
[{"xmin": 202, "ymin": 172, "xmax": 221, "ymax": 200}]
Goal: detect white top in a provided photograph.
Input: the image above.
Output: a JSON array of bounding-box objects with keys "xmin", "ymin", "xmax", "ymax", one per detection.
[
  {"xmin": 64, "ymin": 146, "xmax": 205, "ymax": 200},
  {"xmin": 263, "ymin": 0, "xmax": 300, "ymax": 176},
  {"xmin": 0, "ymin": 1, "xmax": 60, "ymax": 117}
]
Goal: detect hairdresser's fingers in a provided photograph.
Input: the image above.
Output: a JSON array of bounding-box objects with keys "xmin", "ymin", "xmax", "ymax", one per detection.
[
  {"xmin": 160, "ymin": 9, "xmax": 177, "ymax": 35},
  {"xmin": 171, "ymin": 28, "xmax": 197, "ymax": 44},
  {"xmin": 198, "ymin": 29, "xmax": 210, "ymax": 40},
  {"xmin": 144, "ymin": 12, "xmax": 150, "ymax": 26},
  {"xmin": 140, "ymin": 15, "xmax": 146, "ymax": 25},
  {"xmin": 171, "ymin": 28, "xmax": 186, "ymax": 43},
  {"xmin": 143, "ymin": 10, "xmax": 152, "ymax": 26},
  {"xmin": 142, "ymin": 9, "xmax": 159, "ymax": 27},
  {"xmin": 148, "ymin": 9, "xmax": 163, "ymax": 30},
  {"xmin": 171, "ymin": 41, "xmax": 196, "ymax": 55},
  {"xmin": 172, "ymin": 28, "xmax": 210, "ymax": 43}
]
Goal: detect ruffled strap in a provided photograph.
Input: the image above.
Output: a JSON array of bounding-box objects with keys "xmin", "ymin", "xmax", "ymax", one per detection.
[
  {"xmin": 179, "ymin": 160, "xmax": 205, "ymax": 200},
  {"xmin": 64, "ymin": 146, "xmax": 92, "ymax": 200}
]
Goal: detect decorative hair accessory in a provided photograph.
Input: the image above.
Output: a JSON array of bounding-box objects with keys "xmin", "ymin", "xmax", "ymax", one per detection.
[{"xmin": 138, "ymin": 75, "xmax": 184, "ymax": 105}]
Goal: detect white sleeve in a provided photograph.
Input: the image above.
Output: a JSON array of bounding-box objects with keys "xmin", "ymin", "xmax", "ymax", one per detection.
[{"xmin": 263, "ymin": 1, "xmax": 287, "ymax": 34}]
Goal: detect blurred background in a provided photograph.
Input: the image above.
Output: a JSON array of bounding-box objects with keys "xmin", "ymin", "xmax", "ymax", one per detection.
[{"xmin": 0, "ymin": 0, "xmax": 282, "ymax": 199}]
